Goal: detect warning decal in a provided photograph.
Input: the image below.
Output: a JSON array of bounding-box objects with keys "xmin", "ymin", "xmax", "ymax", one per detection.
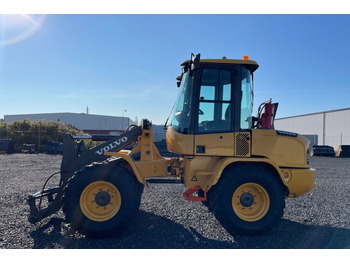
[{"xmin": 191, "ymin": 175, "xmax": 198, "ymax": 181}]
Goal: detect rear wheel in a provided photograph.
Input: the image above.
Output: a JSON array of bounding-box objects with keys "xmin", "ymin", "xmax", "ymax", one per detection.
[
  {"xmin": 198, "ymin": 188, "xmax": 212, "ymax": 209},
  {"xmin": 209, "ymin": 164, "xmax": 285, "ymax": 235},
  {"xmin": 63, "ymin": 163, "xmax": 143, "ymax": 237}
]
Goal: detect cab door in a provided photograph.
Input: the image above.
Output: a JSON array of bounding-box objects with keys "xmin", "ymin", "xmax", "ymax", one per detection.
[{"xmin": 194, "ymin": 68, "xmax": 235, "ymax": 156}]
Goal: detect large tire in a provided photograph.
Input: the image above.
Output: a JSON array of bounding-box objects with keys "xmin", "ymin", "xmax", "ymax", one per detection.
[
  {"xmin": 62, "ymin": 163, "xmax": 143, "ymax": 238},
  {"xmin": 198, "ymin": 188, "xmax": 212, "ymax": 209},
  {"xmin": 209, "ymin": 164, "xmax": 285, "ymax": 235}
]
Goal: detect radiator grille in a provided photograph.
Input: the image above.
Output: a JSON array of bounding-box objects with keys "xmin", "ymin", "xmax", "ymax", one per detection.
[{"xmin": 235, "ymin": 133, "xmax": 250, "ymax": 156}]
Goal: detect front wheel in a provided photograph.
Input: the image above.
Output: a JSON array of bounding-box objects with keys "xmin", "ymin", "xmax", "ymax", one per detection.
[
  {"xmin": 209, "ymin": 164, "xmax": 285, "ymax": 235},
  {"xmin": 62, "ymin": 163, "xmax": 143, "ymax": 237}
]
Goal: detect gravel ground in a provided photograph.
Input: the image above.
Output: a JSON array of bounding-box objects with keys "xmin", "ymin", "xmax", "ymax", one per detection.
[{"xmin": 0, "ymin": 154, "xmax": 349, "ymax": 249}]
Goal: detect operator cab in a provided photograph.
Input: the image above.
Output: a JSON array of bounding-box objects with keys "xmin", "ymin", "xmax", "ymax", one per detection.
[
  {"xmin": 169, "ymin": 54, "xmax": 258, "ymax": 135},
  {"xmin": 167, "ymin": 53, "xmax": 259, "ymax": 156}
]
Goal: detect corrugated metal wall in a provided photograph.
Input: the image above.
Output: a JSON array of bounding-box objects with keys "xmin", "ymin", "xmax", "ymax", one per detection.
[
  {"xmin": 325, "ymin": 110, "xmax": 350, "ymax": 149},
  {"xmin": 275, "ymin": 108, "xmax": 350, "ymax": 150}
]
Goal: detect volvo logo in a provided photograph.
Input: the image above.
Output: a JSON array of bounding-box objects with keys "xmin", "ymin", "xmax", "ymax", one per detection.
[{"xmin": 95, "ymin": 137, "xmax": 128, "ymax": 155}]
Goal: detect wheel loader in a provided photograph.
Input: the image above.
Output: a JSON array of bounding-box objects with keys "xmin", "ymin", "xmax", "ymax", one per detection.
[{"xmin": 27, "ymin": 53, "xmax": 315, "ymax": 237}]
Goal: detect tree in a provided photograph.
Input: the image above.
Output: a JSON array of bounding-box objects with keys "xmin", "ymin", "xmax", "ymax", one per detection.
[{"xmin": 1, "ymin": 119, "xmax": 87, "ymax": 153}]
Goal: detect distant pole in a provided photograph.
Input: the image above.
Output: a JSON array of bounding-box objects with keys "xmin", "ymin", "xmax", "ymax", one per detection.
[{"xmin": 122, "ymin": 109, "xmax": 127, "ymax": 130}]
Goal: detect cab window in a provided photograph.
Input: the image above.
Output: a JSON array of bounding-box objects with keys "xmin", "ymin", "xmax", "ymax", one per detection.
[
  {"xmin": 197, "ymin": 69, "xmax": 232, "ymax": 133},
  {"xmin": 170, "ymin": 71, "xmax": 193, "ymax": 134},
  {"xmin": 240, "ymin": 67, "xmax": 253, "ymax": 130}
]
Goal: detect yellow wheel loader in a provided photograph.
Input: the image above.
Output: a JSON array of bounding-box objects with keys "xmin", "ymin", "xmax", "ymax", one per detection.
[{"xmin": 27, "ymin": 53, "xmax": 315, "ymax": 237}]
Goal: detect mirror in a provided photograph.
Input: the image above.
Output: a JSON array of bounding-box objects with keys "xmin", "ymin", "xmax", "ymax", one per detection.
[{"xmin": 190, "ymin": 53, "xmax": 201, "ymax": 72}]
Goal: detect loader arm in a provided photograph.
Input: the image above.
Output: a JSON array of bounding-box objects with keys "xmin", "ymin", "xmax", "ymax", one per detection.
[
  {"xmin": 60, "ymin": 126, "xmax": 142, "ymax": 184},
  {"xmin": 27, "ymin": 125, "xmax": 142, "ymax": 224}
]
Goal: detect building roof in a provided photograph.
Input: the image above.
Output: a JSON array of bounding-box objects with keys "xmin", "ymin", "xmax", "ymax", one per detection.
[{"xmin": 276, "ymin": 107, "xmax": 350, "ymax": 121}]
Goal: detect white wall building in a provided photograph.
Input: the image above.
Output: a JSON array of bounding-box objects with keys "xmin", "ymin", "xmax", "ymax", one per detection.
[
  {"xmin": 275, "ymin": 108, "xmax": 350, "ymax": 150},
  {"xmin": 7, "ymin": 108, "xmax": 349, "ymax": 148},
  {"xmin": 4, "ymin": 113, "xmax": 134, "ymax": 135}
]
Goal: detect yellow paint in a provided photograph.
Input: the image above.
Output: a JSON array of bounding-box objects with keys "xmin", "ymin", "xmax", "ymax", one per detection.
[
  {"xmin": 105, "ymin": 125, "xmax": 181, "ymax": 187},
  {"xmin": 281, "ymin": 168, "xmax": 315, "ymax": 197},
  {"xmin": 232, "ymin": 183, "xmax": 270, "ymax": 222},
  {"xmin": 181, "ymin": 58, "xmax": 259, "ymax": 72},
  {"xmin": 106, "ymin": 123, "xmax": 315, "ymax": 200},
  {"xmin": 182, "ymin": 155, "xmax": 314, "ymax": 198},
  {"xmin": 166, "ymin": 126, "xmax": 194, "ymax": 155},
  {"xmin": 194, "ymin": 132, "xmax": 234, "ymax": 156},
  {"xmin": 251, "ymin": 129, "xmax": 310, "ymax": 168}
]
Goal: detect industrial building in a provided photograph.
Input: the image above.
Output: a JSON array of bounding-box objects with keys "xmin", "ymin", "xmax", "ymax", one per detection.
[
  {"xmin": 274, "ymin": 108, "xmax": 350, "ymax": 152},
  {"xmin": 5, "ymin": 108, "xmax": 349, "ymax": 150},
  {"xmin": 4, "ymin": 113, "xmax": 134, "ymax": 135}
]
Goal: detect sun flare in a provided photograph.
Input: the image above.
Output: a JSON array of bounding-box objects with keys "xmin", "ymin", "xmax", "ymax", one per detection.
[{"xmin": 0, "ymin": 14, "xmax": 47, "ymax": 46}]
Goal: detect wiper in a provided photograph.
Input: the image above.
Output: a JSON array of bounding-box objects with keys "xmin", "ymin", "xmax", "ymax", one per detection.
[{"xmin": 163, "ymin": 103, "xmax": 175, "ymax": 131}]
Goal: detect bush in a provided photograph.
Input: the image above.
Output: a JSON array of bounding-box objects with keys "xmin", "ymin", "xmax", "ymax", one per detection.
[{"xmin": 0, "ymin": 120, "xmax": 88, "ymax": 153}]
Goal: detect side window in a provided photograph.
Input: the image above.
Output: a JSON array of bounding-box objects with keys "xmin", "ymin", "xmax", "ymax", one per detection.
[
  {"xmin": 240, "ymin": 68, "xmax": 253, "ymax": 130},
  {"xmin": 197, "ymin": 69, "xmax": 232, "ymax": 133}
]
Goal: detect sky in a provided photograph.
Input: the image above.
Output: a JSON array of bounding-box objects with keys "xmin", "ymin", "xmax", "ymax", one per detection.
[{"xmin": 1, "ymin": 7, "xmax": 350, "ymax": 125}]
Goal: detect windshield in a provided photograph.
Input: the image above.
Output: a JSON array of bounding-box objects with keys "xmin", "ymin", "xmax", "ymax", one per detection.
[
  {"xmin": 240, "ymin": 67, "xmax": 253, "ymax": 129},
  {"xmin": 170, "ymin": 71, "xmax": 193, "ymax": 134}
]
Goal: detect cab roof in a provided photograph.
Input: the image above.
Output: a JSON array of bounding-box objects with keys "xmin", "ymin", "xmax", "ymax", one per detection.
[{"xmin": 181, "ymin": 57, "xmax": 259, "ymax": 73}]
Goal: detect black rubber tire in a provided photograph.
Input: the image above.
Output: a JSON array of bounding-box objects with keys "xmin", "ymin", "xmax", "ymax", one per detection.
[
  {"xmin": 209, "ymin": 163, "xmax": 285, "ymax": 235},
  {"xmin": 198, "ymin": 188, "xmax": 212, "ymax": 209},
  {"xmin": 62, "ymin": 163, "xmax": 143, "ymax": 238}
]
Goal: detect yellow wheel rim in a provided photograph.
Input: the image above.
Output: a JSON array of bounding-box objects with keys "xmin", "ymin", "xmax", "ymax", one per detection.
[
  {"xmin": 232, "ymin": 183, "xmax": 270, "ymax": 222},
  {"xmin": 80, "ymin": 181, "xmax": 121, "ymax": 222}
]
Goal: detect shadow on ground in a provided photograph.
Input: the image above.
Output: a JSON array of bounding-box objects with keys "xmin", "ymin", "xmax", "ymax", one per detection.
[{"xmin": 30, "ymin": 211, "xmax": 350, "ymax": 249}]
